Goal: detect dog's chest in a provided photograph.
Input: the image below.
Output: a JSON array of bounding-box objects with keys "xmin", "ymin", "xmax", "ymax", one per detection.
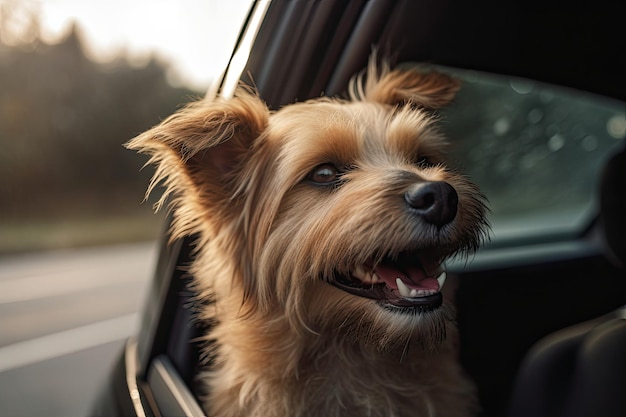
[{"xmin": 275, "ymin": 345, "xmax": 473, "ymax": 417}]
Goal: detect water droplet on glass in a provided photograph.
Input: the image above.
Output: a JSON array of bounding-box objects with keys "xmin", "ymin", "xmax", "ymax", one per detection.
[
  {"xmin": 581, "ymin": 135, "xmax": 598, "ymax": 152},
  {"xmin": 539, "ymin": 90, "xmax": 554, "ymax": 103},
  {"xmin": 509, "ymin": 79, "xmax": 534, "ymax": 94},
  {"xmin": 607, "ymin": 114, "xmax": 626, "ymax": 139},
  {"xmin": 528, "ymin": 108, "xmax": 544, "ymax": 124},
  {"xmin": 493, "ymin": 117, "xmax": 510, "ymax": 136},
  {"xmin": 548, "ymin": 134, "xmax": 565, "ymax": 152}
]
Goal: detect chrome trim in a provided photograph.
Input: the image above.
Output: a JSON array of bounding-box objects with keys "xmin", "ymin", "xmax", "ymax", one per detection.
[
  {"xmin": 217, "ymin": 0, "xmax": 271, "ymax": 99},
  {"xmin": 148, "ymin": 355, "xmax": 206, "ymax": 417},
  {"xmin": 125, "ymin": 338, "xmax": 147, "ymax": 417}
]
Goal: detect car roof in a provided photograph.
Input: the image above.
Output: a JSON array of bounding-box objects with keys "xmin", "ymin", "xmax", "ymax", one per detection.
[{"xmin": 236, "ymin": 0, "xmax": 625, "ymax": 108}]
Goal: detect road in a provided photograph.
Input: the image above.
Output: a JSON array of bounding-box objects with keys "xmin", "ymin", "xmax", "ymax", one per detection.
[{"xmin": 0, "ymin": 241, "xmax": 157, "ymax": 417}]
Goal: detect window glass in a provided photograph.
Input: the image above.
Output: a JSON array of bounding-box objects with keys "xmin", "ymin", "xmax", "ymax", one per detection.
[{"xmin": 435, "ymin": 68, "xmax": 625, "ymax": 242}]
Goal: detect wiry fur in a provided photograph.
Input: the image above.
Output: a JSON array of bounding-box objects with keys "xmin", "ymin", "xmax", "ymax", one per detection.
[{"xmin": 128, "ymin": 60, "xmax": 488, "ymax": 417}]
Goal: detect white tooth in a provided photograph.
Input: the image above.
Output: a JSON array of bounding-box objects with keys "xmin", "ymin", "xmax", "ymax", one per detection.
[
  {"xmin": 353, "ymin": 265, "xmax": 365, "ymax": 280},
  {"xmin": 371, "ymin": 272, "xmax": 380, "ymax": 283},
  {"xmin": 396, "ymin": 278, "xmax": 411, "ymax": 297},
  {"xmin": 437, "ymin": 271, "xmax": 447, "ymax": 289},
  {"xmin": 364, "ymin": 272, "xmax": 373, "ymax": 283},
  {"xmin": 409, "ymin": 289, "xmax": 419, "ymax": 297}
]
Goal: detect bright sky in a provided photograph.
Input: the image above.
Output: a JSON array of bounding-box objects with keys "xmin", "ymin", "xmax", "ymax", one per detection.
[{"xmin": 27, "ymin": 0, "xmax": 252, "ymax": 91}]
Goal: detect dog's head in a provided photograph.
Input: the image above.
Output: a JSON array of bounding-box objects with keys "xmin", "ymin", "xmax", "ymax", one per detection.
[{"xmin": 129, "ymin": 60, "xmax": 488, "ymax": 349}]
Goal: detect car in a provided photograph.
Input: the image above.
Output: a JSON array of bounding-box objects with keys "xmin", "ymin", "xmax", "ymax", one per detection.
[{"xmin": 92, "ymin": 1, "xmax": 626, "ymax": 416}]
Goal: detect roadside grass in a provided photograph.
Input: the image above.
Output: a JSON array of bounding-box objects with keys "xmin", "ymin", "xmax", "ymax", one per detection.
[{"xmin": 0, "ymin": 211, "xmax": 165, "ymax": 254}]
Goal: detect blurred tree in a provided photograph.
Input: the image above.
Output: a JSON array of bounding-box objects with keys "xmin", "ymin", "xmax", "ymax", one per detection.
[
  {"xmin": 0, "ymin": 0, "xmax": 41, "ymax": 46},
  {"xmin": 0, "ymin": 11, "xmax": 199, "ymax": 222}
]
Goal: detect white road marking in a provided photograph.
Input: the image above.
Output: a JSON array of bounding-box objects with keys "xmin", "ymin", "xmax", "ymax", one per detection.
[
  {"xmin": 0, "ymin": 313, "xmax": 139, "ymax": 373},
  {"xmin": 0, "ymin": 269, "xmax": 151, "ymax": 304},
  {"xmin": 0, "ymin": 241, "xmax": 157, "ymax": 304}
]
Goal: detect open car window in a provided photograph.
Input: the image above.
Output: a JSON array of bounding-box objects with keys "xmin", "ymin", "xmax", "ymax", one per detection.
[{"xmin": 422, "ymin": 66, "xmax": 626, "ymax": 244}]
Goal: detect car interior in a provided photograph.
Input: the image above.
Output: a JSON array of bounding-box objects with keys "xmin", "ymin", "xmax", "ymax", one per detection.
[{"xmin": 93, "ymin": 1, "xmax": 625, "ymax": 416}]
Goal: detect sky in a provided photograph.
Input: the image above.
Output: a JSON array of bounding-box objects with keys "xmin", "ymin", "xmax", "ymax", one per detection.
[{"xmin": 9, "ymin": 0, "xmax": 253, "ymax": 91}]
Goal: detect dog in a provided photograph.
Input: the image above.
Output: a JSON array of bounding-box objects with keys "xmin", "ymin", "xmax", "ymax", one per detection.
[{"xmin": 128, "ymin": 58, "xmax": 488, "ymax": 417}]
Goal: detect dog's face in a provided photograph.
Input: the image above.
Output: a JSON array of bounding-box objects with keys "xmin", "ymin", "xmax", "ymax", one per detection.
[{"xmin": 129, "ymin": 62, "xmax": 488, "ymax": 350}]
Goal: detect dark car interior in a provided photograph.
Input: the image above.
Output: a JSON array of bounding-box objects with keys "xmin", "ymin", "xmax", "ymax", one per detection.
[
  {"xmin": 93, "ymin": 1, "xmax": 626, "ymax": 416},
  {"xmin": 505, "ymin": 146, "xmax": 626, "ymax": 417}
]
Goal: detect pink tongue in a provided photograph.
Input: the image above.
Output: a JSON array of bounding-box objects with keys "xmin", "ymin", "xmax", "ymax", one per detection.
[{"xmin": 374, "ymin": 265, "xmax": 440, "ymax": 291}]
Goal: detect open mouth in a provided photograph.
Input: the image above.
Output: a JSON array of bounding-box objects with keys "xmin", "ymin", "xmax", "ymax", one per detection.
[{"xmin": 331, "ymin": 252, "xmax": 446, "ymax": 313}]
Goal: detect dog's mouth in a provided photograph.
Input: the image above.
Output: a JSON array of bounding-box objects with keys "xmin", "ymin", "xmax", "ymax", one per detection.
[{"xmin": 331, "ymin": 252, "xmax": 446, "ymax": 313}]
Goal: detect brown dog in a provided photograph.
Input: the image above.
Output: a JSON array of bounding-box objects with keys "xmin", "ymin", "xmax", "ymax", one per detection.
[{"xmin": 128, "ymin": 59, "xmax": 488, "ymax": 417}]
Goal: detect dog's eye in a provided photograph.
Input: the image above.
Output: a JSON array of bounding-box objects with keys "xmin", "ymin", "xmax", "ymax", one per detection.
[
  {"xmin": 308, "ymin": 163, "xmax": 341, "ymax": 185},
  {"xmin": 416, "ymin": 155, "xmax": 436, "ymax": 167}
]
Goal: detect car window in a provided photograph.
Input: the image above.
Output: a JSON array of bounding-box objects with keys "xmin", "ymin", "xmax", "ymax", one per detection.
[{"xmin": 427, "ymin": 66, "xmax": 626, "ymax": 243}]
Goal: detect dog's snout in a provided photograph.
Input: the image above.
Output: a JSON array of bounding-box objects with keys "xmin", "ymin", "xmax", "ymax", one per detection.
[{"xmin": 405, "ymin": 181, "xmax": 458, "ymax": 226}]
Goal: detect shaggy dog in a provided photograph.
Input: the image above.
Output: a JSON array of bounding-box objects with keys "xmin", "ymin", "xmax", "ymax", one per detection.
[{"xmin": 128, "ymin": 59, "xmax": 488, "ymax": 417}]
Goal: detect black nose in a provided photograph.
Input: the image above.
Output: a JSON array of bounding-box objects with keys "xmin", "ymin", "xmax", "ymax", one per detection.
[{"xmin": 404, "ymin": 181, "xmax": 458, "ymax": 227}]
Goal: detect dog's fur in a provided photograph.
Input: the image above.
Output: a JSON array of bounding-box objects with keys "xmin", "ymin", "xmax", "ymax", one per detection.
[{"xmin": 128, "ymin": 59, "xmax": 488, "ymax": 417}]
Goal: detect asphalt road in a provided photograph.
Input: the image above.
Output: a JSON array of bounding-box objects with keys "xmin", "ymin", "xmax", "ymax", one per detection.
[{"xmin": 0, "ymin": 241, "xmax": 157, "ymax": 417}]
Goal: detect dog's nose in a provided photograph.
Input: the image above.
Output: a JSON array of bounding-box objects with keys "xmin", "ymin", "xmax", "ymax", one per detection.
[{"xmin": 404, "ymin": 181, "xmax": 458, "ymax": 227}]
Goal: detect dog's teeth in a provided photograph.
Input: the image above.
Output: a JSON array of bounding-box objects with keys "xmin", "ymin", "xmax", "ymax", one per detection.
[
  {"xmin": 371, "ymin": 272, "xmax": 380, "ymax": 283},
  {"xmin": 436, "ymin": 271, "xmax": 447, "ymax": 289},
  {"xmin": 353, "ymin": 265, "xmax": 365, "ymax": 280},
  {"xmin": 396, "ymin": 278, "xmax": 411, "ymax": 297},
  {"xmin": 409, "ymin": 289, "xmax": 419, "ymax": 297}
]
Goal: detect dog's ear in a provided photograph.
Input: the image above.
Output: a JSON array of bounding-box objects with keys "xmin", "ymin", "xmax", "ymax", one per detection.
[
  {"xmin": 350, "ymin": 59, "xmax": 460, "ymax": 109},
  {"xmin": 126, "ymin": 87, "xmax": 269, "ymax": 214}
]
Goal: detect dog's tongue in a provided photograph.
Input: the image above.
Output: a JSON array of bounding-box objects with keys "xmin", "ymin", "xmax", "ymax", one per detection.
[{"xmin": 374, "ymin": 264, "xmax": 439, "ymax": 291}]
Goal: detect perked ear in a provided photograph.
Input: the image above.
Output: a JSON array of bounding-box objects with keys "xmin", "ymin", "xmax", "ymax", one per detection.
[
  {"xmin": 349, "ymin": 57, "xmax": 460, "ymax": 109},
  {"xmin": 126, "ymin": 86, "xmax": 269, "ymax": 215}
]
